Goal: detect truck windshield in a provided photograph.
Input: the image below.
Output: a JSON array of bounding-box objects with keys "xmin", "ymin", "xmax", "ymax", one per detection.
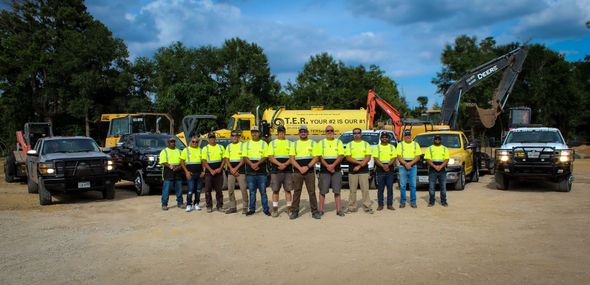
[
  {"xmin": 414, "ymin": 134, "xmax": 461, "ymax": 148},
  {"xmin": 136, "ymin": 135, "xmax": 185, "ymax": 150},
  {"xmin": 339, "ymin": 133, "xmax": 395, "ymax": 145},
  {"xmin": 43, "ymin": 139, "xmax": 100, "ymax": 154},
  {"xmin": 504, "ymin": 131, "xmax": 564, "ymax": 144}
]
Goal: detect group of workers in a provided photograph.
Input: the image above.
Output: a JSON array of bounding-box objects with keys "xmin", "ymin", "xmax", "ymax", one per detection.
[{"xmin": 158, "ymin": 125, "xmax": 451, "ymax": 219}]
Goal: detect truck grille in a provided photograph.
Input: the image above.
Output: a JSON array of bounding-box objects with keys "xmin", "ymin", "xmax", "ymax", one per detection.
[
  {"xmin": 55, "ymin": 160, "xmax": 105, "ymax": 177},
  {"xmin": 512, "ymin": 146, "xmax": 556, "ymax": 164}
]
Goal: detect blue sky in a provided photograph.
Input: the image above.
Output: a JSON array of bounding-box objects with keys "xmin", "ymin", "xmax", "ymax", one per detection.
[{"xmin": 86, "ymin": 0, "xmax": 590, "ymax": 107}]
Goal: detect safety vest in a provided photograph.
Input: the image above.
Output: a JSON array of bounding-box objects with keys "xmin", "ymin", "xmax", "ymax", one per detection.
[
  {"xmin": 268, "ymin": 139, "xmax": 291, "ymax": 159},
  {"xmin": 181, "ymin": 147, "xmax": 201, "ymax": 164},
  {"xmin": 320, "ymin": 138, "xmax": 344, "ymax": 159},
  {"xmin": 397, "ymin": 141, "xmax": 422, "ymax": 160},
  {"xmin": 373, "ymin": 143, "xmax": 396, "ymax": 162},
  {"xmin": 291, "ymin": 139, "xmax": 318, "ymax": 159},
  {"xmin": 346, "ymin": 140, "xmax": 371, "ymax": 160},
  {"xmin": 425, "ymin": 145, "xmax": 449, "ymax": 162},
  {"xmin": 201, "ymin": 144, "xmax": 224, "ymax": 163},
  {"xmin": 224, "ymin": 142, "xmax": 244, "ymax": 162},
  {"xmin": 159, "ymin": 147, "xmax": 182, "ymax": 166},
  {"xmin": 244, "ymin": 140, "xmax": 267, "ymax": 160}
]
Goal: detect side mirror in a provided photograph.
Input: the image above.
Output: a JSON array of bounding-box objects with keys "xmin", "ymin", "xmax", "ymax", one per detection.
[
  {"xmin": 27, "ymin": 150, "xmax": 38, "ymax": 156},
  {"xmin": 465, "ymin": 142, "xmax": 477, "ymax": 150},
  {"xmin": 102, "ymin": 148, "xmax": 112, "ymax": 154}
]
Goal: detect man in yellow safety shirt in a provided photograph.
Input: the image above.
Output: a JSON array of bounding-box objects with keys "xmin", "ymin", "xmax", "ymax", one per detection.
[
  {"xmin": 223, "ymin": 130, "xmax": 248, "ymax": 214},
  {"xmin": 159, "ymin": 136, "xmax": 183, "ymax": 211},
  {"xmin": 289, "ymin": 125, "xmax": 321, "ymax": 220},
  {"xmin": 345, "ymin": 128, "xmax": 373, "ymax": 214},
  {"xmin": 318, "ymin": 125, "xmax": 345, "ymax": 217},
  {"xmin": 202, "ymin": 132, "xmax": 225, "ymax": 213},
  {"xmin": 243, "ymin": 126, "xmax": 271, "ymax": 216},
  {"xmin": 267, "ymin": 125, "xmax": 293, "ymax": 217},
  {"xmin": 181, "ymin": 136, "xmax": 204, "ymax": 212},
  {"xmin": 373, "ymin": 131, "xmax": 397, "ymax": 211},
  {"xmin": 424, "ymin": 134, "xmax": 450, "ymax": 207},
  {"xmin": 396, "ymin": 129, "xmax": 422, "ymax": 208}
]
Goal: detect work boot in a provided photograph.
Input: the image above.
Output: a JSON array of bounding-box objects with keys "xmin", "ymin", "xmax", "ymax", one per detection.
[
  {"xmin": 312, "ymin": 212, "xmax": 321, "ymax": 219},
  {"xmin": 411, "ymin": 203, "xmax": 417, "ymax": 208},
  {"xmin": 206, "ymin": 207, "xmax": 213, "ymax": 213},
  {"xmin": 289, "ymin": 211, "xmax": 299, "ymax": 220},
  {"xmin": 319, "ymin": 211, "xmax": 324, "ymax": 216},
  {"xmin": 442, "ymin": 202, "xmax": 449, "ymax": 207},
  {"xmin": 271, "ymin": 207, "xmax": 279, "ymax": 218},
  {"xmin": 336, "ymin": 211, "xmax": 345, "ymax": 217},
  {"xmin": 399, "ymin": 204, "xmax": 406, "ymax": 208},
  {"xmin": 387, "ymin": 205, "xmax": 395, "ymax": 211},
  {"xmin": 377, "ymin": 205, "xmax": 384, "ymax": 211},
  {"xmin": 162, "ymin": 206, "xmax": 168, "ymax": 211},
  {"xmin": 246, "ymin": 210, "xmax": 255, "ymax": 216},
  {"xmin": 428, "ymin": 203, "xmax": 434, "ymax": 207},
  {"xmin": 263, "ymin": 210, "xmax": 271, "ymax": 216},
  {"xmin": 225, "ymin": 208, "xmax": 237, "ymax": 214}
]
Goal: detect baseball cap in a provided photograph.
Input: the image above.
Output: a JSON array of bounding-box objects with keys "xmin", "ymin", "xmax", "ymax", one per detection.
[
  {"xmin": 277, "ymin": 125, "xmax": 286, "ymax": 132},
  {"xmin": 403, "ymin": 130, "xmax": 412, "ymax": 137},
  {"xmin": 251, "ymin": 126, "xmax": 260, "ymax": 132},
  {"xmin": 298, "ymin": 125, "xmax": 308, "ymax": 132},
  {"xmin": 380, "ymin": 131, "xmax": 389, "ymax": 138},
  {"xmin": 230, "ymin": 130, "xmax": 240, "ymax": 136},
  {"xmin": 207, "ymin": 132, "xmax": 216, "ymax": 138},
  {"xmin": 433, "ymin": 134, "xmax": 442, "ymax": 140}
]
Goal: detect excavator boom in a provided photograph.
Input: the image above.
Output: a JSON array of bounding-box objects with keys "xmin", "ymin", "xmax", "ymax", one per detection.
[
  {"xmin": 440, "ymin": 46, "xmax": 528, "ymax": 129},
  {"xmin": 366, "ymin": 89, "xmax": 403, "ymax": 140}
]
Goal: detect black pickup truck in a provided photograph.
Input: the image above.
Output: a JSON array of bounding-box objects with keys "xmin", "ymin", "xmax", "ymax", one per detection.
[
  {"xmin": 110, "ymin": 133, "xmax": 185, "ymax": 195},
  {"xmin": 26, "ymin": 136, "xmax": 118, "ymax": 205}
]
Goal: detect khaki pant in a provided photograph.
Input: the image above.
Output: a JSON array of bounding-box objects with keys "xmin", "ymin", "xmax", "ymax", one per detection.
[
  {"xmin": 227, "ymin": 173, "xmax": 248, "ymax": 210},
  {"xmin": 348, "ymin": 173, "xmax": 372, "ymax": 211},
  {"xmin": 292, "ymin": 172, "xmax": 318, "ymax": 214}
]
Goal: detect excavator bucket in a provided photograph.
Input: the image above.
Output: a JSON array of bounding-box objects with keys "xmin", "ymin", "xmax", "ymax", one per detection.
[{"xmin": 466, "ymin": 103, "xmax": 499, "ymax": 129}]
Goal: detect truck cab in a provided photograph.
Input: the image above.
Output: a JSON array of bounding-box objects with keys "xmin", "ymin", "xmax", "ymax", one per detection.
[{"xmin": 494, "ymin": 127, "xmax": 574, "ymax": 192}]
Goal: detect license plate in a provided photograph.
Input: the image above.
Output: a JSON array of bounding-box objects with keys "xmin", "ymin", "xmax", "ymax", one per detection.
[
  {"xmin": 78, "ymin": 181, "xmax": 91, "ymax": 189},
  {"xmin": 528, "ymin": 151, "xmax": 540, "ymax": 158},
  {"xmin": 418, "ymin": 176, "xmax": 429, "ymax": 183}
]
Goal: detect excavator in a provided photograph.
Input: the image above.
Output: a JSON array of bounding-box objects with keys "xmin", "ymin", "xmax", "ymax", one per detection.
[{"xmin": 439, "ymin": 46, "xmax": 529, "ymax": 130}]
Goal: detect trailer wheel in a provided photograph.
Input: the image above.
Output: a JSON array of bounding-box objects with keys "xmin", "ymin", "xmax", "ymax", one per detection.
[
  {"xmin": 4, "ymin": 153, "xmax": 16, "ymax": 183},
  {"xmin": 38, "ymin": 178, "xmax": 52, "ymax": 205}
]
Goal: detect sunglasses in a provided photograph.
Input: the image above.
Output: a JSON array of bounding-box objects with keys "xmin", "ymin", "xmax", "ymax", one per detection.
[
  {"xmin": 353, "ymin": 132, "xmax": 361, "ymax": 135},
  {"xmin": 299, "ymin": 130, "xmax": 308, "ymax": 133},
  {"xmin": 231, "ymin": 134, "xmax": 240, "ymax": 137},
  {"xmin": 191, "ymin": 140, "xmax": 198, "ymax": 143},
  {"xmin": 168, "ymin": 140, "xmax": 176, "ymax": 143},
  {"xmin": 326, "ymin": 129, "xmax": 334, "ymax": 133}
]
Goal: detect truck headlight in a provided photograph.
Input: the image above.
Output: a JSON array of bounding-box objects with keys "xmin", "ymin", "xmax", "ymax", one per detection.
[
  {"xmin": 146, "ymin": 155, "xmax": 157, "ymax": 162},
  {"xmin": 105, "ymin": 160, "xmax": 114, "ymax": 172},
  {"xmin": 448, "ymin": 157, "xmax": 461, "ymax": 166},
  {"xmin": 559, "ymin": 150, "xmax": 572, "ymax": 162},
  {"xmin": 39, "ymin": 162, "xmax": 55, "ymax": 175},
  {"xmin": 497, "ymin": 150, "xmax": 511, "ymax": 162}
]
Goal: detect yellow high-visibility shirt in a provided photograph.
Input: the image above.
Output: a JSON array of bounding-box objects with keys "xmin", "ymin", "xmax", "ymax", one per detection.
[
  {"xmin": 424, "ymin": 145, "xmax": 450, "ymax": 162},
  {"xmin": 372, "ymin": 143, "xmax": 397, "ymax": 162},
  {"xmin": 345, "ymin": 140, "xmax": 371, "ymax": 160},
  {"xmin": 396, "ymin": 141, "xmax": 422, "ymax": 160},
  {"xmin": 159, "ymin": 147, "xmax": 182, "ymax": 166}
]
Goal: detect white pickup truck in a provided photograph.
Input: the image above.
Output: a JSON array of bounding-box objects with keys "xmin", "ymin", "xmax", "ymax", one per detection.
[{"xmin": 494, "ymin": 127, "xmax": 574, "ymax": 192}]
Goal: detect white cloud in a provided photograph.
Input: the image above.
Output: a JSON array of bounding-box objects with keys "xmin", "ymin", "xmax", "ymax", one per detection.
[{"xmin": 513, "ymin": 0, "xmax": 590, "ymax": 39}]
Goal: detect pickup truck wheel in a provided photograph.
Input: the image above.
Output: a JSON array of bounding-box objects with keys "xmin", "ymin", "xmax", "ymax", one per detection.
[
  {"xmin": 27, "ymin": 177, "xmax": 39, "ymax": 194},
  {"xmin": 103, "ymin": 183, "xmax": 115, "ymax": 199},
  {"xmin": 495, "ymin": 173, "xmax": 510, "ymax": 190},
  {"xmin": 135, "ymin": 170, "xmax": 151, "ymax": 196},
  {"xmin": 556, "ymin": 175, "xmax": 573, "ymax": 192},
  {"xmin": 4, "ymin": 153, "xmax": 16, "ymax": 183},
  {"xmin": 451, "ymin": 170, "xmax": 465, "ymax": 190},
  {"xmin": 38, "ymin": 178, "xmax": 52, "ymax": 205}
]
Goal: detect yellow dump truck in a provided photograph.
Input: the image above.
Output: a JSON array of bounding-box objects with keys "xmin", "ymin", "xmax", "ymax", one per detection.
[
  {"xmin": 217, "ymin": 106, "xmax": 368, "ymax": 141},
  {"xmin": 100, "ymin": 113, "xmax": 174, "ymax": 148}
]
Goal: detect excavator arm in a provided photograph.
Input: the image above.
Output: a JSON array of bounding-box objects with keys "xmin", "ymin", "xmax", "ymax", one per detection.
[
  {"xmin": 367, "ymin": 89, "xmax": 403, "ymax": 140},
  {"xmin": 440, "ymin": 46, "xmax": 528, "ymax": 129}
]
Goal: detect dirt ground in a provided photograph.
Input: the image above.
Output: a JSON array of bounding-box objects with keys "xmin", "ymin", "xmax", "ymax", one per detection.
[{"xmin": 1, "ymin": 160, "xmax": 589, "ymax": 285}]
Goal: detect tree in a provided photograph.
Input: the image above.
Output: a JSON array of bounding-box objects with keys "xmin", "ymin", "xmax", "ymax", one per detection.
[{"xmin": 0, "ymin": 0, "xmax": 132, "ymax": 138}]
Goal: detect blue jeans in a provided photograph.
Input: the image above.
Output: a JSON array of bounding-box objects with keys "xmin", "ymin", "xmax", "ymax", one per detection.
[
  {"xmin": 398, "ymin": 165, "xmax": 417, "ymax": 204},
  {"xmin": 377, "ymin": 172, "xmax": 394, "ymax": 206},
  {"xmin": 428, "ymin": 169, "xmax": 447, "ymax": 204},
  {"xmin": 186, "ymin": 173, "xmax": 203, "ymax": 206},
  {"xmin": 162, "ymin": 179, "xmax": 183, "ymax": 207},
  {"xmin": 247, "ymin": 175, "xmax": 269, "ymax": 212}
]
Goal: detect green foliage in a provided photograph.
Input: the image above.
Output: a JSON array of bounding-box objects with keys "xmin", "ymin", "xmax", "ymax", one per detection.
[{"xmin": 286, "ymin": 53, "xmax": 408, "ymax": 119}]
